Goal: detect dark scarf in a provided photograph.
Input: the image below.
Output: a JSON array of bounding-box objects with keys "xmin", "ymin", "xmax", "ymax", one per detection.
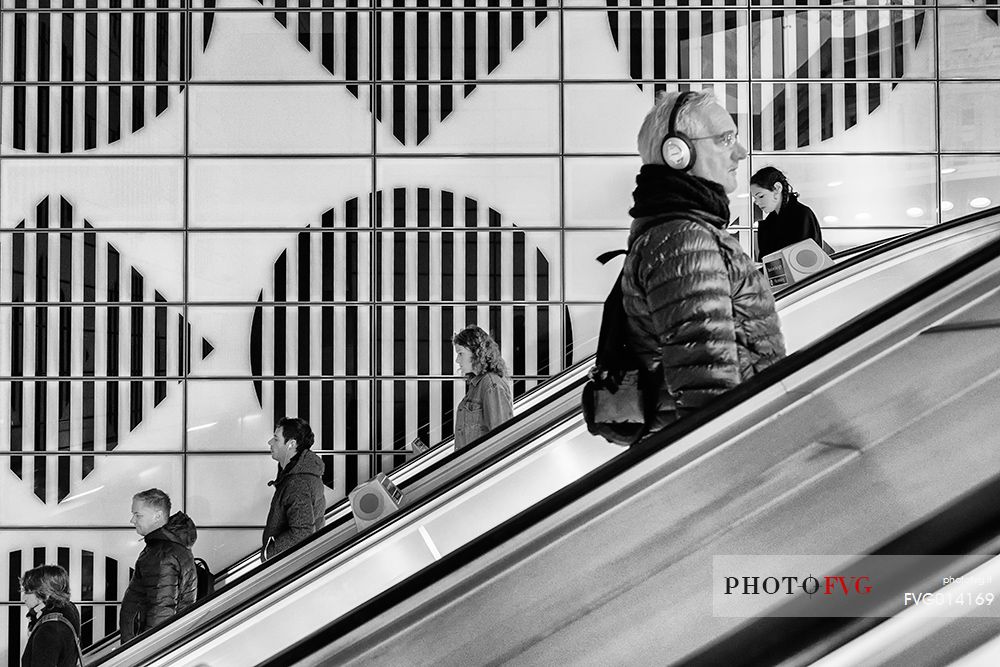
[{"xmin": 628, "ymin": 164, "xmax": 731, "ymax": 227}]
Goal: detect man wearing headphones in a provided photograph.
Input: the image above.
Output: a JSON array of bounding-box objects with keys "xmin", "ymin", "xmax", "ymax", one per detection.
[{"xmin": 620, "ymin": 90, "xmax": 786, "ymax": 433}]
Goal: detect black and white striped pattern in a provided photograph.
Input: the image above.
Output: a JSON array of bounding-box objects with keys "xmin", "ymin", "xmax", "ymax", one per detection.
[
  {"xmin": 252, "ymin": 0, "xmax": 549, "ymax": 145},
  {"xmin": 750, "ymin": 5, "xmax": 927, "ymax": 151},
  {"xmin": 3, "ymin": 1, "xmax": 215, "ymax": 152},
  {"xmin": 605, "ymin": 4, "xmax": 744, "ymax": 85},
  {"xmin": 249, "ymin": 187, "xmax": 570, "ymax": 496},
  {"xmin": 6, "ymin": 546, "xmax": 128, "ymax": 663},
  {"xmin": 0, "ymin": 196, "xmax": 206, "ymax": 503},
  {"xmin": 605, "ymin": 2, "xmax": 928, "ymax": 150}
]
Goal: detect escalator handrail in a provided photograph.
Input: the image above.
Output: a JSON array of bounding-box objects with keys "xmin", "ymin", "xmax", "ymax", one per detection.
[
  {"xmin": 82, "ymin": 348, "xmax": 598, "ymax": 657},
  {"xmin": 171, "ymin": 206, "xmax": 1000, "ymax": 592},
  {"xmin": 262, "ymin": 222, "xmax": 1000, "ymax": 665},
  {"xmin": 89, "ymin": 361, "xmax": 592, "ymax": 664},
  {"xmin": 86, "ymin": 207, "xmax": 1000, "ymax": 661},
  {"xmin": 776, "ymin": 205, "xmax": 1000, "ymax": 300}
]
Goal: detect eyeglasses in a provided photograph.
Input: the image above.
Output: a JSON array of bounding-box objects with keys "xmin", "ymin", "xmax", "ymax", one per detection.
[{"xmin": 689, "ymin": 130, "xmax": 739, "ymax": 148}]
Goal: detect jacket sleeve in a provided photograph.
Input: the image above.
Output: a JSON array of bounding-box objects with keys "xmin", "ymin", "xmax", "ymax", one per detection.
[
  {"xmin": 270, "ymin": 478, "xmax": 320, "ymax": 555},
  {"xmin": 481, "ymin": 377, "xmax": 513, "ymax": 432},
  {"xmin": 637, "ymin": 223, "xmax": 740, "ymax": 415},
  {"xmin": 145, "ymin": 553, "xmax": 182, "ymax": 630}
]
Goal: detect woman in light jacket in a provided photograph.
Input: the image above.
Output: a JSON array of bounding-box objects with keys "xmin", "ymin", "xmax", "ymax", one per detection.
[{"xmin": 452, "ymin": 325, "xmax": 513, "ymax": 452}]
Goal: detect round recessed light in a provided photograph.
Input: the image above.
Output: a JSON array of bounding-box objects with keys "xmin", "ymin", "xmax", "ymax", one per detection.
[
  {"xmin": 941, "ymin": 200, "xmax": 954, "ymax": 212},
  {"xmin": 906, "ymin": 207, "xmax": 924, "ymax": 218},
  {"xmin": 822, "ymin": 215, "xmax": 838, "ymax": 223},
  {"xmin": 970, "ymin": 197, "xmax": 992, "ymax": 209},
  {"xmin": 827, "ymin": 181, "xmax": 843, "ymax": 187},
  {"xmin": 855, "ymin": 212, "xmax": 872, "ymax": 221},
  {"xmin": 941, "ymin": 167, "xmax": 957, "ymax": 175},
  {"xmin": 735, "ymin": 193, "xmax": 749, "ymax": 199}
]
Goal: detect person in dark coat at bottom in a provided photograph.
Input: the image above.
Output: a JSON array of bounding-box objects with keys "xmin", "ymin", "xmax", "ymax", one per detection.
[
  {"xmin": 20, "ymin": 564, "xmax": 82, "ymax": 667},
  {"xmin": 262, "ymin": 417, "xmax": 326, "ymax": 562},
  {"xmin": 622, "ymin": 89, "xmax": 787, "ymax": 434},
  {"xmin": 120, "ymin": 488, "xmax": 198, "ymax": 643}
]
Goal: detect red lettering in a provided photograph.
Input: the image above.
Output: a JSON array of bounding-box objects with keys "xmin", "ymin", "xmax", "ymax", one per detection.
[{"xmin": 824, "ymin": 575, "xmax": 849, "ymax": 595}]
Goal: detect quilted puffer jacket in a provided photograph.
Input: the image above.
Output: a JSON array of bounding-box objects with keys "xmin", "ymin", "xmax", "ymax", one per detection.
[
  {"xmin": 621, "ymin": 165, "xmax": 786, "ymax": 432},
  {"xmin": 120, "ymin": 512, "xmax": 198, "ymax": 642}
]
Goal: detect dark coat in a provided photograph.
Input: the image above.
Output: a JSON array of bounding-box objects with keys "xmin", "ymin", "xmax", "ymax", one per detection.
[
  {"xmin": 120, "ymin": 512, "xmax": 198, "ymax": 642},
  {"xmin": 621, "ymin": 166, "xmax": 786, "ymax": 433},
  {"xmin": 262, "ymin": 447, "xmax": 326, "ymax": 561},
  {"xmin": 756, "ymin": 195, "xmax": 823, "ymax": 260},
  {"xmin": 22, "ymin": 600, "xmax": 81, "ymax": 667},
  {"xmin": 454, "ymin": 372, "xmax": 514, "ymax": 452}
]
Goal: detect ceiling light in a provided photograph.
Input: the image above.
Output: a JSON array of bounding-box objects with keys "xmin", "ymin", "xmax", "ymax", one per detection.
[
  {"xmin": 970, "ymin": 197, "xmax": 992, "ymax": 209},
  {"xmin": 827, "ymin": 181, "xmax": 843, "ymax": 187},
  {"xmin": 822, "ymin": 215, "xmax": 838, "ymax": 223},
  {"xmin": 941, "ymin": 200, "xmax": 954, "ymax": 212},
  {"xmin": 906, "ymin": 207, "xmax": 924, "ymax": 218},
  {"xmin": 941, "ymin": 167, "xmax": 957, "ymax": 175}
]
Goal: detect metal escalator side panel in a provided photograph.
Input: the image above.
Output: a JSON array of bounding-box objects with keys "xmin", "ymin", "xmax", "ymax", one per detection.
[{"xmin": 257, "ymin": 236, "xmax": 1000, "ymax": 665}]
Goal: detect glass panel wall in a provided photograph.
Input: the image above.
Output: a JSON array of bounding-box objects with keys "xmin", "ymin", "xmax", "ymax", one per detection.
[{"xmin": 1, "ymin": 0, "xmax": 995, "ymax": 659}]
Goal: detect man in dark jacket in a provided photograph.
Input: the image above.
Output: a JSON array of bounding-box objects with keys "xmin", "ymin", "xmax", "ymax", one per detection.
[
  {"xmin": 262, "ymin": 417, "xmax": 326, "ymax": 561},
  {"xmin": 622, "ymin": 90, "xmax": 786, "ymax": 433},
  {"xmin": 121, "ymin": 488, "xmax": 197, "ymax": 643}
]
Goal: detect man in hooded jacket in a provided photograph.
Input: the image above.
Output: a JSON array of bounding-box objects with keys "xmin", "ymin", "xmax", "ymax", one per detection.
[
  {"xmin": 622, "ymin": 90, "xmax": 786, "ymax": 433},
  {"xmin": 121, "ymin": 488, "xmax": 197, "ymax": 642},
  {"xmin": 262, "ymin": 417, "xmax": 326, "ymax": 561}
]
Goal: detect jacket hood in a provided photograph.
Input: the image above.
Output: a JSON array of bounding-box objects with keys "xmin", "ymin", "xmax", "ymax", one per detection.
[
  {"xmin": 628, "ymin": 164, "xmax": 731, "ymax": 243},
  {"xmin": 270, "ymin": 447, "xmax": 324, "ymax": 487},
  {"xmin": 147, "ymin": 511, "xmax": 197, "ymax": 548}
]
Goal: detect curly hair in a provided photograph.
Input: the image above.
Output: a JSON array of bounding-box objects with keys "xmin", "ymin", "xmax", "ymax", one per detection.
[
  {"xmin": 453, "ymin": 325, "xmax": 509, "ymax": 379},
  {"xmin": 20, "ymin": 565, "xmax": 71, "ymax": 605}
]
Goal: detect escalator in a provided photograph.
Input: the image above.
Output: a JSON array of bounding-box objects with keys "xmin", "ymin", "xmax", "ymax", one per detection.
[
  {"xmin": 86, "ymin": 208, "xmax": 1000, "ymax": 665},
  {"xmin": 260, "ymin": 224, "xmax": 1000, "ymax": 664}
]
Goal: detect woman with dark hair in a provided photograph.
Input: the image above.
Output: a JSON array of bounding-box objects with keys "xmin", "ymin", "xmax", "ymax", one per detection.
[
  {"xmin": 750, "ymin": 166, "xmax": 825, "ymax": 261},
  {"xmin": 452, "ymin": 325, "xmax": 514, "ymax": 452},
  {"xmin": 20, "ymin": 564, "xmax": 83, "ymax": 667}
]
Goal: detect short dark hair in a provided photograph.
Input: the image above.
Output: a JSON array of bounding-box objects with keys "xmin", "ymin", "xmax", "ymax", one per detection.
[
  {"xmin": 277, "ymin": 417, "xmax": 315, "ymax": 452},
  {"xmin": 133, "ymin": 488, "xmax": 171, "ymax": 516},
  {"xmin": 20, "ymin": 565, "xmax": 71, "ymax": 605}
]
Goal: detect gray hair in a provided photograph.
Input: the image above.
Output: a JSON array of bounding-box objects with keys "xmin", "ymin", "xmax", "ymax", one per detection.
[{"xmin": 637, "ymin": 89, "xmax": 718, "ymax": 165}]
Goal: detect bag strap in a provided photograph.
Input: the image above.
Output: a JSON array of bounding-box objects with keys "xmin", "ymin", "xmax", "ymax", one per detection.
[{"xmin": 33, "ymin": 612, "xmax": 84, "ymax": 666}]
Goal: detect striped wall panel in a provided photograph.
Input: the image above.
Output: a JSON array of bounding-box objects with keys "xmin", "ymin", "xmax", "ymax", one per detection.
[
  {"xmin": 249, "ymin": 187, "xmax": 570, "ymax": 494},
  {"xmin": 750, "ymin": 5, "xmax": 927, "ymax": 151},
  {"xmin": 251, "ymin": 0, "xmax": 549, "ymax": 145},
  {"xmin": 0, "ymin": 196, "xmax": 211, "ymax": 503},
  {"xmin": 3, "ymin": 1, "xmax": 215, "ymax": 152},
  {"xmin": 604, "ymin": 2, "xmax": 928, "ymax": 150},
  {"xmin": 5, "ymin": 546, "xmax": 128, "ymax": 667}
]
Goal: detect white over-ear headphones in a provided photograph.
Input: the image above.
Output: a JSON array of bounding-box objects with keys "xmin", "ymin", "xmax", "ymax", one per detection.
[{"xmin": 661, "ymin": 91, "xmax": 697, "ymax": 171}]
